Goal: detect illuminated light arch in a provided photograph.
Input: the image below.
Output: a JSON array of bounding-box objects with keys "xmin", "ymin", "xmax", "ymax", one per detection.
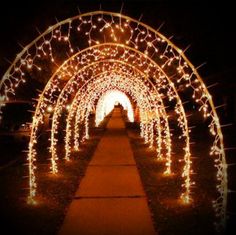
[
  {"xmin": 33, "ymin": 44, "xmax": 189, "ymax": 175},
  {"xmin": 44, "ymin": 57, "xmax": 172, "ymax": 171},
  {"xmin": 95, "ymin": 89, "xmax": 134, "ymax": 126},
  {"xmin": 65, "ymin": 69, "xmax": 152, "ymax": 154},
  {"xmin": 40, "ymin": 44, "xmax": 190, "ymax": 202},
  {"xmin": 0, "ymin": 11, "xmax": 227, "ymax": 228},
  {"xmin": 64, "ymin": 69, "xmax": 163, "ymax": 160},
  {"xmin": 48, "ymin": 57, "xmax": 177, "ymax": 189}
]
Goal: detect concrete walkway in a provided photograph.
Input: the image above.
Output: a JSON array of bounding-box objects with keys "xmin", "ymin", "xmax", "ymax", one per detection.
[{"xmin": 59, "ymin": 108, "xmax": 156, "ymax": 235}]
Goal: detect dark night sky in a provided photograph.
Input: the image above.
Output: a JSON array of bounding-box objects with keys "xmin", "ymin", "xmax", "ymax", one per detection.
[
  {"xmin": 0, "ymin": 0, "xmax": 235, "ymax": 97},
  {"xmin": 0, "ymin": 0, "xmax": 235, "ymax": 75}
]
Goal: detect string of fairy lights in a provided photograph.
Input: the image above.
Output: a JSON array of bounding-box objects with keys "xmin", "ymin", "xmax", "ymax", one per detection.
[
  {"xmin": 0, "ymin": 11, "xmax": 228, "ymax": 229},
  {"xmin": 42, "ymin": 45, "xmax": 191, "ymax": 203},
  {"xmin": 95, "ymin": 89, "xmax": 134, "ymax": 126},
  {"xmin": 48, "ymin": 57, "xmax": 174, "ymax": 174},
  {"xmin": 64, "ymin": 67, "xmax": 160, "ymax": 161}
]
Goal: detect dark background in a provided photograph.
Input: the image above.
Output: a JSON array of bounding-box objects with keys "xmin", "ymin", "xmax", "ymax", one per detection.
[
  {"xmin": 0, "ymin": 0, "xmax": 235, "ymax": 233},
  {"xmin": 0, "ymin": 0, "xmax": 235, "ymax": 73},
  {"xmin": 0, "ymin": 0, "xmax": 235, "ymax": 123}
]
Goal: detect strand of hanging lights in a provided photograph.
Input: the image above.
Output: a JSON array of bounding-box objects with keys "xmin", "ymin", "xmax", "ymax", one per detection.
[
  {"xmin": 0, "ymin": 11, "xmax": 228, "ymax": 229},
  {"xmin": 95, "ymin": 90, "xmax": 134, "ymax": 126}
]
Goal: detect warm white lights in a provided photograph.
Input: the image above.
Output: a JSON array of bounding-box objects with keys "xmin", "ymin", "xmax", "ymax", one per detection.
[
  {"xmin": 47, "ymin": 105, "xmax": 53, "ymax": 113},
  {"xmin": 0, "ymin": 11, "xmax": 227, "ymax": 229},
  {"xmin": 95, "ymin": 89, "xmax": 134, "ymax": 126}
]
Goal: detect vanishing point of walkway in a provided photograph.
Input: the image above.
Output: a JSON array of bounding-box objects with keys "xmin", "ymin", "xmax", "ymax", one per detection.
[{"xmin": 59, "ymin": 108, "xmax": 156, "ymax": 235}]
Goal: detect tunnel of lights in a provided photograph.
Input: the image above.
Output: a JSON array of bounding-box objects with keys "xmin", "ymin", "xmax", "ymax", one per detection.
[
  {"xmin": 0, "ymin": 11, "xmax": 228, "ymax": 228},
  {"xmin": 95, "ymin": 89, "xmax": 134, "ymax": 126}
]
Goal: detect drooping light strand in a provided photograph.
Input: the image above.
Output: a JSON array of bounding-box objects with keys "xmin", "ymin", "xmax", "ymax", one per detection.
[
  {"xmin": 0, "ymin": 11, "xmax": 227, "ymax": 228},
  {"xmin": 95, "ymin": 90, "xmax": 134, "ymax": 126}
]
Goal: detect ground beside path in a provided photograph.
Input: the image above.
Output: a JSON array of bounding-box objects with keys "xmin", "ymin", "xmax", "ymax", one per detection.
[{"xmin": 59, "ymin": 108, "xmax": 156, "ymax": 235}]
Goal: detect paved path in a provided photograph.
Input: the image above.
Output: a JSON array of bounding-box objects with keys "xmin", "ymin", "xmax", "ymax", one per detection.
[{"xmin": 59, "ymin": 108, "xmax": 156, "ymax": 235}]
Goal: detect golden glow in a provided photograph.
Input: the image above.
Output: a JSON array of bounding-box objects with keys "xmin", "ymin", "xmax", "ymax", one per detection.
[
  {"xmin": 46, "ymin": 105, "xmax": 53, "ymax": 113},
  {"xmin": 0, "ymin": 11, "xmax": 227, "ymax": 228},
  {"xmin": 95, "ymin": 89, "xmax": 134, "ymax": 126}
]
